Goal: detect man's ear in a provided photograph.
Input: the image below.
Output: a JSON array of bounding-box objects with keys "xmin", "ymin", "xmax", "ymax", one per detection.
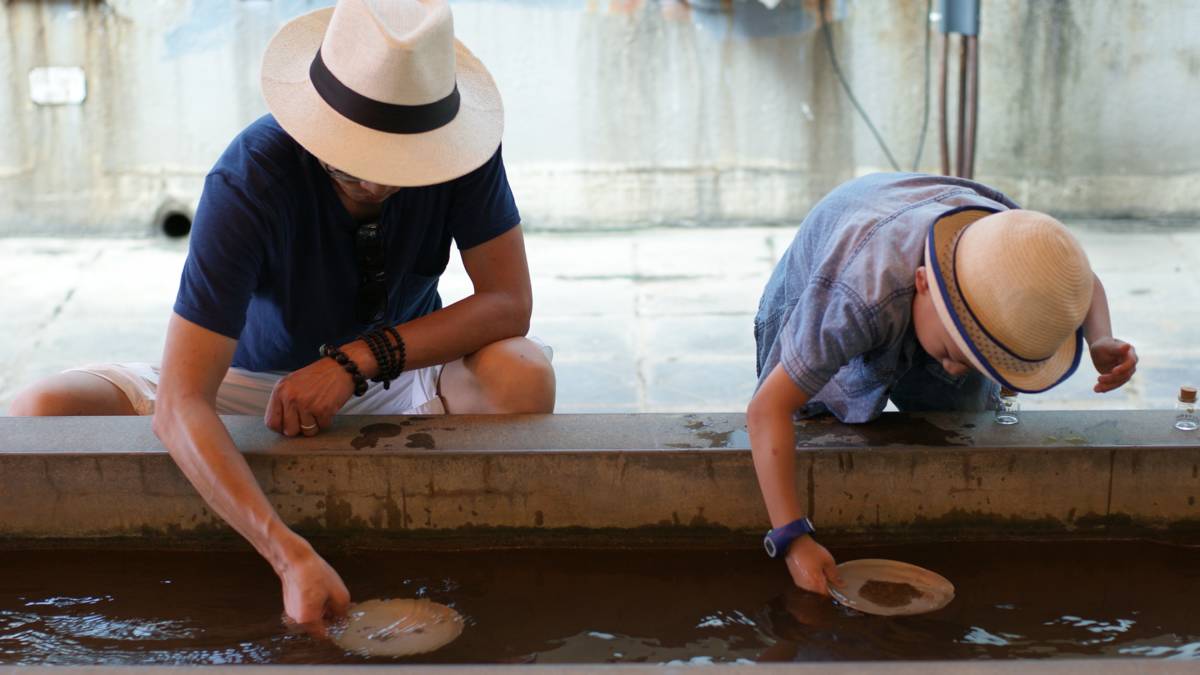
[{"xmin": 914, "ymin": 266, "xmax": 929, "ymax": 294}]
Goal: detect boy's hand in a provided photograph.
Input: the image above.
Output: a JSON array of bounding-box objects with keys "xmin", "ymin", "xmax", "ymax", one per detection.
[
  {"xmin": 784, "ymin": 536, "xmax": 843, "ymax": 596},
  {"xmin": 1089, "ymin": 338, "xmax": 1137, "ymax": 393}
]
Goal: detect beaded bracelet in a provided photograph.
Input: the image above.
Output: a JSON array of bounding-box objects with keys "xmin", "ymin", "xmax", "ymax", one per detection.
[
  {"xmin": 361, "ymin": 330, "xmax": 394, "ymax": 390},
  {"xmin": 319, "ymin": 343, "xmax": 368, "ymax": 397},
  {"xmin": 383, "ymin": 326, "xmax": 407, "ymax": 377}
]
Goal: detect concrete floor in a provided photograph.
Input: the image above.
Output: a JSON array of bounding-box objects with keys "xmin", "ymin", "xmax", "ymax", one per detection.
[{"xmin": 1, "ymin": 222, "xmax": 1198, "ymax": 415}]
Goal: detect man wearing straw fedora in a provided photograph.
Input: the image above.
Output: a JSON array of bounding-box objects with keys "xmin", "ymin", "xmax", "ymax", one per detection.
[
  {"xmin": 747, "ymin": 173, "xmax": 1137, "ymax": 597},
  {"xmin": 11, "ymin": 0, "xmax": 554, "ymax": 626}
]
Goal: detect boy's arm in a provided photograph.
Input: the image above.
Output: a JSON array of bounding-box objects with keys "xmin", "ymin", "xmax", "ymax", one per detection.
[
  {"xmin": 747, "ymin": 363, "xmax": 843, "ymax": 595},
  {"xmin": 1082, "ymin": 273, "xmax": 1137, "ymax": 393}
]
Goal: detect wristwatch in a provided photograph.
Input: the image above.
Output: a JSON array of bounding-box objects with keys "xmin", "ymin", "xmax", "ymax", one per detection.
[{"xmin": 763, "ymin": 516, "xmax": 816, "ymax": 559}]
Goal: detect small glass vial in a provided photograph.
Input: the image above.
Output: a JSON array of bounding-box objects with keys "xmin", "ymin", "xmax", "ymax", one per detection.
[
  {"xmin": 995, "ymin": 388, "xmax": 1020, "ymax": 425},
  {"xmin": 1176, "ymin": 386, "xmax": 1198, "ymax": 431}
]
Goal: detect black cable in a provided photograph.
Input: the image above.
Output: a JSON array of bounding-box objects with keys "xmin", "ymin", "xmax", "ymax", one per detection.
[
  {"xmin": 818, "ymin": 0, "xmax": 932, "ymax": 173},
  {"xmin": 818, "ymin": 0, "xmax": 901, "ymax": 172},
  {"xmin": 911, "ymin": 0, "xmax": 932, "ymax": 171}
]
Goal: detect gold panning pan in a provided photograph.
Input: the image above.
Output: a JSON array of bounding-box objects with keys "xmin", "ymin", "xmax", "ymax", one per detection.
[
  {"xmin": 829, "ymin": 559, "xmax": 955, "ymax": 617},
  {"xmin": 331, "ymin": 598, "xmax": 464, "ymax": 657}
]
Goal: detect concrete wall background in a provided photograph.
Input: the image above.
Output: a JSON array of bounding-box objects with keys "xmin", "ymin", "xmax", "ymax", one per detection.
[{"xmin": 1, "ymin": 0, "xmax": 1198, "ymax": 235}]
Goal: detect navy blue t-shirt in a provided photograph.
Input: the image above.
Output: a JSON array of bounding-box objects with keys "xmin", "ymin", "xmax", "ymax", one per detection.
[{"xmin": 174, "ymin": 115, "xmax": 520, "ymax": 372}]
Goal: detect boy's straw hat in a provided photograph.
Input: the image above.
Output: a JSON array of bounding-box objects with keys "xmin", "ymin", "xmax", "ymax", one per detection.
[
  {"xmin": 925, "ymin": 207, "xmax": 1094, "ymax": 393},
  {"xmin": 261, "ymin": 0, "xmax": 502, "ymax": 186}
]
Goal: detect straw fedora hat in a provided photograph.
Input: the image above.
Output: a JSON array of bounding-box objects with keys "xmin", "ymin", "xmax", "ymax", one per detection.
[
  {"xmin": 924, "ymin": 206, "xmax": 1094, "ymax": 393},
  {"xmin": 261, "ymin": 0, "xmax": 503, "ymax": 187}
]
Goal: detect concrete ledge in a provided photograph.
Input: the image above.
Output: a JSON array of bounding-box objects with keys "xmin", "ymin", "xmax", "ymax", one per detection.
[{"xmin": 1, "ymin": 412, "xmax": 1198, "ymax": 543}]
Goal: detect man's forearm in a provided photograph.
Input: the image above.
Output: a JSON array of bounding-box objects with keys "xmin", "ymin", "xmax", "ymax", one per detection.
[
  {"xmin": 153, "ymin": 397, "xmax": 309, "ymax": 574},
  {"xmin": 343, "ymin": 290, "xmax": 529, "ymax": 377}
]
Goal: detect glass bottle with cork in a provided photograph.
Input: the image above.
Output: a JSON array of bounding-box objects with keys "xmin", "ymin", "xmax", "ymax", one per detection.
[
  {"xmin": 995, "ymin": 387, "xmax": 1019, "ymax": 425},
  {"xmin": 1176, "ymin": 386, "xmax": 1198, "ymax": 431}
]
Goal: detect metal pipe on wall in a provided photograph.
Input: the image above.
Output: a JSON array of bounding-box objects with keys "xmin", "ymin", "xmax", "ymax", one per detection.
[
  {"xmin": 938, "ymin": 32, "xmax": 951, "ymax": 176},
  {"xmin": 937, "ymin": 0, "xmax": 980, "ymax": 178},
  {"xmin": 955, "ymin": 34, "xmax": 969, "ymax": 177},
  {"xmin": 963, "ymin": 34, "xmax": 979, "ymax": 179}
]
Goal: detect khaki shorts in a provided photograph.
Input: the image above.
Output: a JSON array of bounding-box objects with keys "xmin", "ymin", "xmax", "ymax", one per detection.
[{"xmin": 67, "ymin": 362, "xmax": 445, "ymax": 417}]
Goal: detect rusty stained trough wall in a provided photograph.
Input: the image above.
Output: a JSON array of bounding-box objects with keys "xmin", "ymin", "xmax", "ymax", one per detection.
[{"xmin": 0, "ymin": 412, "xmax": 1198, "ymax": 544}]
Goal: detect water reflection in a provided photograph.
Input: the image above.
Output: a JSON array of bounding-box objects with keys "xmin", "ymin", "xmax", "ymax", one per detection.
[{"xmin": 1120, "ymin": 642, "xmax": 1200, "ymax": 660}]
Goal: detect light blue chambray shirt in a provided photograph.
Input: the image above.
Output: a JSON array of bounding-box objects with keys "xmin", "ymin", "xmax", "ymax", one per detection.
[{"xmin": 754, "ymin": 173, "xmax": 1019, "ymax": 423}]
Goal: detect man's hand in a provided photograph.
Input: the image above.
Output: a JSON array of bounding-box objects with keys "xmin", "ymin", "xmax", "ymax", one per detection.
[
  {"xmin": 265, "ymin": 355, "xmax": 359, "ymax": 436},
  {"xmin": 279, "ymin": 545, "xmax": 352, "ymax": 637},
  {"xmin": 1089, "ymin": 337, "xmax": 1137, "ymax": 393},
  {"xmin": 784, "ymin": 535, "xmax": 843, "ymax": 596}
]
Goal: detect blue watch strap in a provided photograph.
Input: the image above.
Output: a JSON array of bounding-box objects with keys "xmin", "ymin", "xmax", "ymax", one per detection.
[{"xmin": 763, "ymin": 516, "xmax": 816, "ymax": 559}]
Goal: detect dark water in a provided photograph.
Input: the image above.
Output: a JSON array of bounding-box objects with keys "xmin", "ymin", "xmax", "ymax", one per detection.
[{"xmin": 1, "ymin": 541, "xmax": 1198, "ymax": 665}]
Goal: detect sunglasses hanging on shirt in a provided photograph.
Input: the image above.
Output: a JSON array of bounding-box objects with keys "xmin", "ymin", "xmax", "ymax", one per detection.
[{"xmin": 354, "ymin": 221, "xmax": 388, "ymax": 325}]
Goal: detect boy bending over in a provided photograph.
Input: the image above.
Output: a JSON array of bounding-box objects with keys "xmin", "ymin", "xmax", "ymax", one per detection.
[{"xmin": 748, "ymin": 173, "xmax": 1137, "ymax": 595}]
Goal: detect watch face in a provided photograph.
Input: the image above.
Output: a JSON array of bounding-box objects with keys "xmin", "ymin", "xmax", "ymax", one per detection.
[{"xmin": 763, "ymin": 535, "xmax": 777, "ymax": 558}]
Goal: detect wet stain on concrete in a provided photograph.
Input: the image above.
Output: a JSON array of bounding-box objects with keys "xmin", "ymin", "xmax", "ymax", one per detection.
[
  {"xmin": 351, "ymin": 423, "xmax": 407, "ymax": 450},
  {"xmin": 800, "ymin": 416, "xmax": 971, "ymax": 448},
  {"xmin": 405, "ymin": 432, "xmax": 436, "ymax": 450},
  {"xmin": 873, "ymin": 417, "xmax": 972, "ymax": 446},
  {"xmin": 693, "ymin": 427, "xmax": 750, "ymax": 448},
  {"xmin": 1079, "ymin": 419, "xmax": 1120, "ymax": 441},
  {"xmin": 1044, "ymin": 435, "xmax": 1088, "ymax": 446},
  {"xmin": 696, "ymin": 430, "xmax": 731, "ymax": 446},
  {"xmin": 534, "ymin": 510, "xmax": 544, "ymax": 526},
  {"xmin": 665, "ymin": 425, "xmax": 750, "ymax": 449}
]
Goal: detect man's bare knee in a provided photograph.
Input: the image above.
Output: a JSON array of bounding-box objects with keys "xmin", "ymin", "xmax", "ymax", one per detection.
[
  {"xmin": 489, "ymin": 343, "xmax": 555, "ymax": 414},
  {"xmin": 448, "ymin": 338, "xmax": 555, "ymax": 414},
  {"xmin": 8, "ymin": 373, "xmax": 136, "ymax": 416}
]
